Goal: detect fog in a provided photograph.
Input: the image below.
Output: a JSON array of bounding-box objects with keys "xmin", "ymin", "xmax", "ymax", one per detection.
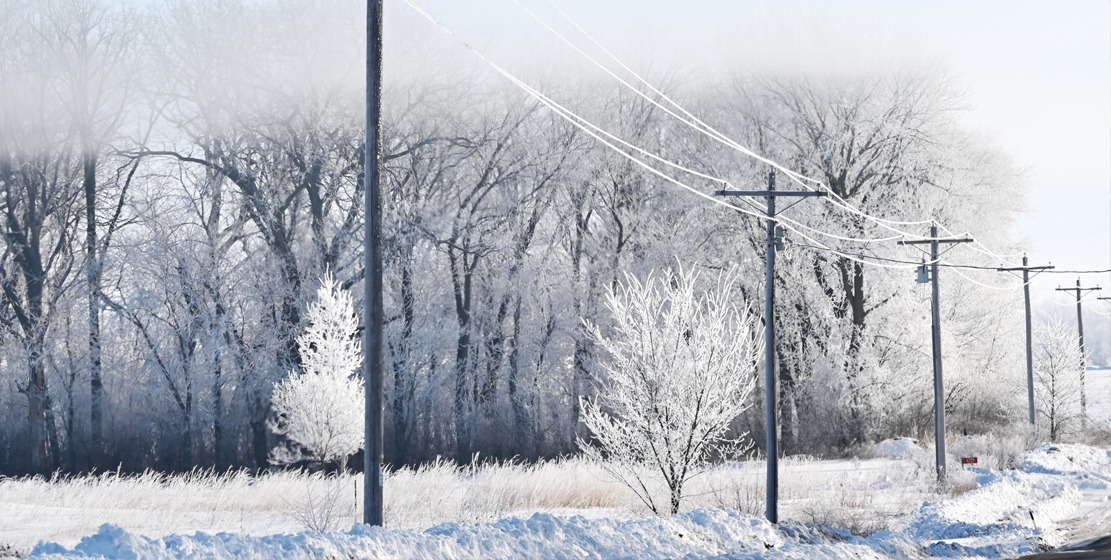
[{"xmin": 0, "ymin": 0, "xmax": 1095, "ymax": 479}]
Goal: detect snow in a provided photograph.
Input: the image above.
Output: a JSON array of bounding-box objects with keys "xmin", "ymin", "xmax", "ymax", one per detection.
[
  {"xmin": 23, "ymin": 444, "xmax": 1111, "ymax": 560},
  {"xmin": 1087, "ymin": 368, "xmax": 1111, "ymax": 423},
  {"xmin": 26, "ymin": 511, "xmax": 897, "ymax": 560},
  {"xmin": 866, "ymin": 438, "xmax": 925, "ymax": 460}
]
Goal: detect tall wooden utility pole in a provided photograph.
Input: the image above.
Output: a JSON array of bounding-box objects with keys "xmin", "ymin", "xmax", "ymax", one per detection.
[
  {"xmin": 364, "ymin": 0, "xmax": 385, "ymax": 527},
  {"xmin": 716, "ymin": 170, "xmax": 825, "ymax": 524},
  {"xmin": 1055, "ymin": 278, "xmax": 1100, "ymax": 430},
  {"xmin": 898, "ymin": 225, "xmax": 972, "ymax": 484},
  {"xmin": 997, "ymin": 256, "xmax": 1054, "ymax": 426}
]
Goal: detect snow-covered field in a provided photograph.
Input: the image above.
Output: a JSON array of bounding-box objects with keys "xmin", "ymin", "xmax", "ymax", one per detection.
[
  {"xmin": 3, "ymin": 438, "xmax": 1109, "ymax": 559},
  {"xmin": 1087, "ymin": 368, "xmax": 1111, "ymax": 422}
]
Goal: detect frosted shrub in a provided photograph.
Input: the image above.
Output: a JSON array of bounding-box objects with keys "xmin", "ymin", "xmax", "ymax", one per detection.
[
  {"xmin": 580, "ymin": 264, "xmax": 762, "ymax": 515},
  {"xmin": 1033, "ymin": 319, "xmax": 1084, "ymax": 442},
  {"xmin": 270, "ymin": 273, "xmax": 364, "ymax": 470}
]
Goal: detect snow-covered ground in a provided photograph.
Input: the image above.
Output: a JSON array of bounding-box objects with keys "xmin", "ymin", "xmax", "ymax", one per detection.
[{"xmin": 5, "ymin": 442, "xmax": 1109, "ymax": 559}]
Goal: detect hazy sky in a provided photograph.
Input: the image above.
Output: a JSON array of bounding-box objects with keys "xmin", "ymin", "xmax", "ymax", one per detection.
[{"xmin": 408, "ymin": 0, "xmax": 1111, "ymax": 300}]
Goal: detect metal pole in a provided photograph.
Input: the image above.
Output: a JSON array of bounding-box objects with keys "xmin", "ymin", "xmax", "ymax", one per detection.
[
  {"xmin": 1023, "ymin": 257, "xmax": 1035, "ymax": 426},
  {"xmin": 363, "ymin": 0, "xmax": 385, "ymax": 527},
  {"xmin": 764, "ymin": 170, "xmax": 778, "ymax": 524},
  {"xmin": 929, "ymin": 224, "xmax": 946, "ymax": 484}
]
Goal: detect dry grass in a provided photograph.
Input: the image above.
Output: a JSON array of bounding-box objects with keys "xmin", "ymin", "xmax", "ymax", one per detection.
[
  {"xmin": 383, "ymin": 457, "xmax": 630, "ymax": 526},
  {"xmin": 0, "ymin": 447, "xmax": 1002, "ymax": 555},
  {"xmin": 686, "ymin": 455, "xmax": 935, "ymax": 535}
]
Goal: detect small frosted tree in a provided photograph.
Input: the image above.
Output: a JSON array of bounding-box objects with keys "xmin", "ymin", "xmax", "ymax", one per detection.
[
  {"xmin": 1033, "ymin": 319, "xmax": 1084, "ymax": 442},
  {"xmin": 579, "ymin": 264, "xmax": 762, "ymax": 515},
  {"xmin": 270, "ymin": 273, "xmax": 364, "ymax": 471}
]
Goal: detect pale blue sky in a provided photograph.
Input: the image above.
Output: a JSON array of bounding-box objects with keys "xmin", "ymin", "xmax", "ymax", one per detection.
[{"xmin": 411, "ymin": 0, "xmax": 1111, "ymax": 298}]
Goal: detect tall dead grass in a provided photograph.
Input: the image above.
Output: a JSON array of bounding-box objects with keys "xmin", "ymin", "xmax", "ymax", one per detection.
[{"xmin": 0, "ymin": 447, "xmax": 1008, "ymax": 554}]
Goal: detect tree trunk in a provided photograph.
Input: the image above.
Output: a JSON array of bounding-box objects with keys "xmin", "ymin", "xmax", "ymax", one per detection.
[
  {"xmin": 249, "ymin": 388, "xmax": 270, "ymax": 471},
  {"xmin": 213, "ymin": 351, "xmax": 224, "ymax": 468},
  {"xmin": 838, "ymin": 256, "xmax": 869, "ymax": 444},
  {"xmin": 181, "ymin": 388, "xmax": 194, "ymax": 469},
  {"xmin": 27, "ymin": 344, "xmax": 54, "ymax": 474},
  {"xmin": 84, "ymin": 150, "xmax": 104, "ymax": 468},
  {"xmin": 450, "ymin": 249, "xmax": 474, "ymax": 464},
  {"xmin": 390, "ymin": 257, "xmax": 416, "ymax": 464},
  {"xmin": 507, "ymin": 299, "xmax": 529, "ymax": 457}
]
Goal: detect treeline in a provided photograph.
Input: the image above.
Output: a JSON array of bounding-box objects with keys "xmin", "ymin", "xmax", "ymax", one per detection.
[{"xmin": 0, "ymin": 0, "xmax": 1024, "ymax": 475}]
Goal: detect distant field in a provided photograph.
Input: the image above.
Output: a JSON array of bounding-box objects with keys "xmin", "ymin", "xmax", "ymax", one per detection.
[{"xmin": 1087, "ymin": 368, "xmax": 1111, "ymax": 422}]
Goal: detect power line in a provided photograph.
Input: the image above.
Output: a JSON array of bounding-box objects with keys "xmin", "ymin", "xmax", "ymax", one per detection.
[
  {"xmin": 402, "ymin": 1, "xmax": 760, "ymax": 217},
  {"xmin": 514, "ymin": 0, "xmax": 819, "ymax": 188},
  {"xmin": 936, "ymin": 222, "xmax": 1022, "ymax": 267},
  {"xmin": 517, "ymin": 0, "xmax": 942, "ymax": 242},
  {"xmin": 947, "ymin": 268, "xmax": 1024, "ymax": 291},
  {"xmin": 526, "ymin": 0, "xmax": 1073, "ymax": 276},
  {"xmin": 406, "ymin": 0, "xmax": 1111, "ymax": 293},
  {"xmin": 1042, "ymin": 268, "xmax": 1111, "ymax": 275},
  {"xmin": 773, "ymin": 213, "xmax": 907, "ymax": 245},
  {"xmin": 403, "ymin": 0, "xmax": 931, "ymax": 274}
]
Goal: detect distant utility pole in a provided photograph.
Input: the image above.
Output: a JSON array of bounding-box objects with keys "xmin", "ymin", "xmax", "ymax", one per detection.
[
  {"xmin": 363, "ymin": 0, "xmax": 385, "ymax": 527},
  {"xmin": 898, "ymin": 225, "xmax": 972, "ymax": 484},
  {"xmin": 997, "ymin": 255, "xmax": 1053, "ymax": 426},
  {"xmin": 1099, "ymin": 295, "xmax": 1111, "ymax": 412},
  {"xmin": 1055, "ymin": 278, "xmax": 1100, "ymax": 430},
  {"xmin": 716, "ymin": 170, "xmax": 825, "ymax": 524}
]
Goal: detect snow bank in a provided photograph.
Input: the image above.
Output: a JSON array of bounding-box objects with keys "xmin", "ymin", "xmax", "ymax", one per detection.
[
  {"xmin": 865, "ymin": 438, "xmax": 924, "ymax": 460},
  {"xmin": 29, "ymin": 510, "xmax": 895, "ymax": 560},
  {"xmin": 901, "ymin": 443, "xmax": 1111, "ymax": 557},
  {"xmin": 1022, "ymin": 443, "xmax": 1111, "ymax": 477}
]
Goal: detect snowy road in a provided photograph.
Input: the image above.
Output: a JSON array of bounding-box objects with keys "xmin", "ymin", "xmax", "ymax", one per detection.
[{"xmin": 1017, "ymin": 536, "xmax": 1111, "ymax": 559}]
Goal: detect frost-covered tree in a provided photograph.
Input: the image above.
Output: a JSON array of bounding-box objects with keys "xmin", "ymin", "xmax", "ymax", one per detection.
[
  {"xmin": 1033, "ymin": 319, "xmax": 1084, "ymax": 442},
  {"xmin": 580, "ymin": 264, "xmax": 762, "ymax": 515},
  {"xmin": 270, "ymin": 273, "xmax": 364, "ymax": 471}
]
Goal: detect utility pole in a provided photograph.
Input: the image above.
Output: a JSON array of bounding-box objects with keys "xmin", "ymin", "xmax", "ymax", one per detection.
[
  {"xmin": 1055, "ymin": 278, "xmax": 1100, "ymax": 430},
  {"xmin": 716, "ymin": 170, "xmax": 825, "ymax": 524},
  {"xmin": 898, "ymin": 225, "xmax": 972, "ymax": 484},
  {"xmin": 1099, "ymin": 295, "xmax": 1111, "ymax": 414},
  {"xmin": 997, "ymin": 256, "xmax": 1054, "ymax": 426},
  {"xmin": 363, "ymin": 0, "xmax": 385, "ymax": 527}
]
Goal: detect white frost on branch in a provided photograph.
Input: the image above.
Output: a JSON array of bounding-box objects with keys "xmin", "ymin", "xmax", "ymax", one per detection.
[
  {"xmin": 270, "ymin": 272, "xmax": 364, "ymax": 470},
  {"xmin": 1033, "ymin": 318, "xmax": 1085, "ymax": 442},
  {"xmin": 579, "ymin": 263, "xmax": 762, "ymax": 515}
]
